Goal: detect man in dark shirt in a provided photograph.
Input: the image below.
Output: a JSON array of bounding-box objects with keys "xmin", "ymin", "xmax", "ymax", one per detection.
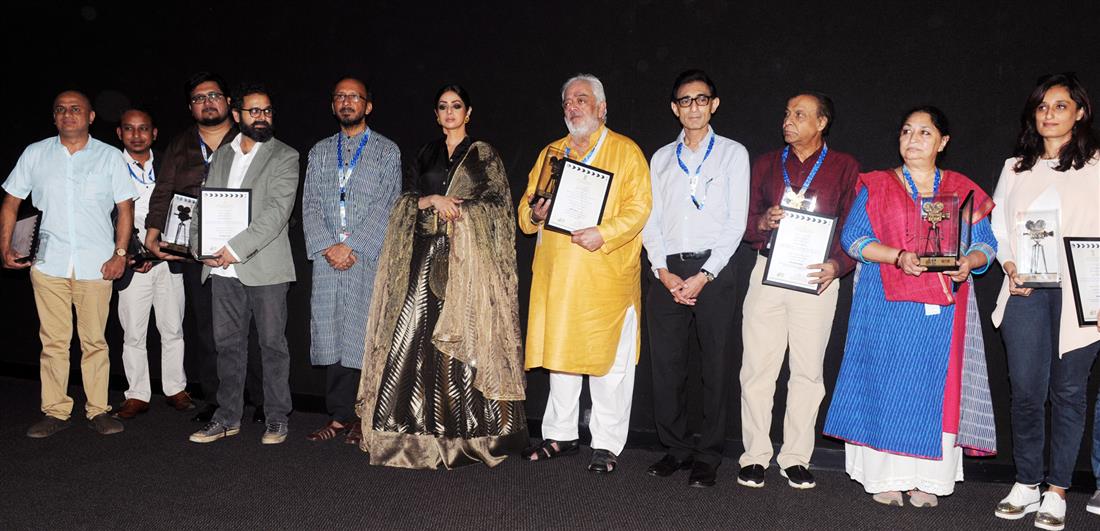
[
  {"xmin": 144, "ymin": 72, "xmax": 263, "ymax": 423},
  {"xmin": 737, "ymin": 92, "xmax": 860, "ymax": 490}
]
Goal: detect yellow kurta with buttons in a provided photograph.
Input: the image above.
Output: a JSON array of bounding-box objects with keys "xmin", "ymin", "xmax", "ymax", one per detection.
[{"xmin": 518, "ymin": 125, "xmax": 652, "ymax": 376}]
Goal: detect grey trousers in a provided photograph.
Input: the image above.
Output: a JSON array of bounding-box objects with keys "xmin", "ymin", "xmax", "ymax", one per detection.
[{"xmin": 210, "ymin": 276, "xmax": 292, "ymax": 426}]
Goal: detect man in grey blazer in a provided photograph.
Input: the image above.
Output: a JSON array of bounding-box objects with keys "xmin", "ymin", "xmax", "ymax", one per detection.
[{"xmin": 186, "ymin": 83, "xmax": 299, "ymax": 445}]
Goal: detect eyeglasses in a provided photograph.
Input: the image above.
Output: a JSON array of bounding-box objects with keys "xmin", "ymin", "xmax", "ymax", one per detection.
[
  {"xmin": 674, "ymin": 94, "xmax": 713, "ymax": 108},
  {"xmin": 333, "ymin": 93, "xmax": 365, "ymax": 103},
  {"xmin": 239, "ymin": 107, "xmax": 274, "ymax": 118},
  {"xmin": 190, "ymin": 92, "xmax": 225, "ymax": 105}
]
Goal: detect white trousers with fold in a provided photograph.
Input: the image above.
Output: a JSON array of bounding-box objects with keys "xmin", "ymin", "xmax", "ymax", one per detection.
[
  {"xmin": 118, "ymin": 262, "xmax": 187, "ymax": 401},
  {"xmin": 541, "ymin": 306, "xmax": 638, "ymax": 455}
]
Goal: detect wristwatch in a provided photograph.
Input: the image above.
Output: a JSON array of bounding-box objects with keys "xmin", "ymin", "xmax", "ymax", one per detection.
[
  {"xmin": 115, "ymin": 248, "xmax": 127, "ymax": 257},
  {"xmin": 700, "ymin": 268, "xmax": 715, "ymax": 282}
]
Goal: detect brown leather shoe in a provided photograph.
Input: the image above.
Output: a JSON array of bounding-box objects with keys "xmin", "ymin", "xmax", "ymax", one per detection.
[
  {"xmin": 113, "ymin": 399, "xmax": 149, "ymax": 419},
  {"xmin": 165, "ymin": 391, "xmax": 196, "ymax": 412},
  {"xmin": 344, "ymin": 419, "xmax": 363, "ymax": 446},
  {"xmin": 306, "ymin": 420, "xmax": 349, "ymax": 442}
]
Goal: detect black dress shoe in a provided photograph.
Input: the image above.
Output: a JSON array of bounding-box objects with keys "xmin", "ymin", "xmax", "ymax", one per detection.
[
  {"xmin": 191, "ymin": 403, "xmax": 217, "ymax": 423},
  {"xmin": 688, "ymin": 461, "xmax": 718, "ymax": 488},
  {"xmin": 737, "ymin": 464, "xmax": 766, "ymax": 488},
  {"xmin": 252, "ymin": 408, "xmax": 266, "ymax": 424},
  {"xmin": 647, "ymin": 454, "xmax": 693, "ymax": 477}
]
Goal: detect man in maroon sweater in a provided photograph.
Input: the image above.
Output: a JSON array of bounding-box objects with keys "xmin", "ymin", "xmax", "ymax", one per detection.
[{"xmin": 737, "ymin": 92, "xmax": 860, "ymax": 490}]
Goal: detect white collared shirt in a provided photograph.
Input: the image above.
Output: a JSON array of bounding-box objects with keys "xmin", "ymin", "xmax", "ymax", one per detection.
[
  {"xmin": 123, "ymin": 150, "xmax": 156, "ymax": 243},
  {"xmin": 641, "ymin": 126, "xmax": 751, "ymax": 278},
  {"xmin": 210, "ymin": 133, "xmax": 263, "ymax": 279}
]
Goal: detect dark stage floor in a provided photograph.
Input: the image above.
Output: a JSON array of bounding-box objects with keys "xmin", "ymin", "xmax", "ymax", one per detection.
[{"xmin": 1, "ymin": 376, "xmax": 1097, "ymax": 530}]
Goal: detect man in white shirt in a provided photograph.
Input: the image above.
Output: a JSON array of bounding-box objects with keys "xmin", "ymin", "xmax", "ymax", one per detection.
[
  {"xmin": 186, "ymin": 84, "xmax": 300, "ymax": 445},
  {"xmin": 641, "ymin": 69, "xmax": 750, "ymax": 487},
  {"xmin": 112, "ymin": 109, "xmax": 193, "ymax": 419}
]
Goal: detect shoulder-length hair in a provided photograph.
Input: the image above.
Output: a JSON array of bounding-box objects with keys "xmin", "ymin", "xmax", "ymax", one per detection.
[{"xmin": 1012, "ymin": 72, "xmax": 1099, "ymax": 173}]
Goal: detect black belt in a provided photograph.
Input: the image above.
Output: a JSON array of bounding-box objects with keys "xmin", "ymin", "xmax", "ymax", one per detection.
[
  {"xmin": 758, "ymin": 247, "xmax": 771, "ymax": 258},
  {"xmin": 668, "ymin": 250, "xmax": 711, "ymax": 260}
]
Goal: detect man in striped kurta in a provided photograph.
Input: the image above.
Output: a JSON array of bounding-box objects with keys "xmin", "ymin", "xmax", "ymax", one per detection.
[{"xmin": 302, "ymin": 77, "xmax": 400, "ymax": 445}]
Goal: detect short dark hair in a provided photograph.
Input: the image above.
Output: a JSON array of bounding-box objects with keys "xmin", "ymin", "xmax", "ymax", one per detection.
[
  {"xmin": 900, "ymin": 105, "xmax": 950, "ymax": 137},
  {"xmin": 669, "ymin": 69, "xmax": 718, "ymax": 102},
  {"xmin": 231, "ymin": 82, "xmax": 272, "ymax": 110},
  {"xmin": 334, "ymin": 76, "xmax": 372, "ymax": 103},
  {"xmin": 791, "ymin": 91, "xmax": 835, "ymax": 136},
  {"xmin": 120, "ymin": 108, "xmax": 155, "ymax": 126},
  {"xmin": 184, "ymin": 72, "xmax": 228, "ymax": 102},
  {"xmin": 1012, "ymin": 72, "xmax": 1098, "ymax": 173},
  {"xmin": 434, "ymin": 83, "xmax": 471, "ymax": 108}
]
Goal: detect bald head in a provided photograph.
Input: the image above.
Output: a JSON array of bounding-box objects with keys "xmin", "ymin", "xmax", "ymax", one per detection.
[{"xmin": 52, "ymin": 90, "xmax": 94, "ymax": 140}]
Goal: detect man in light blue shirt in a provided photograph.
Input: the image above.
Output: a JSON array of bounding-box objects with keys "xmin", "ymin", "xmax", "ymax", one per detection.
[
  {"xmin": 641, "ymin": 70, "xmax": 750, "ymax": 488},
  {"xmin": 0, "ymin": 90, "xmax": 138, "ymax": 438}
]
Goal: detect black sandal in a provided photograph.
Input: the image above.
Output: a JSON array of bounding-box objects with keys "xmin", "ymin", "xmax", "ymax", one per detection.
[
  {"xmin": 587, "ymin": 449, "xmax": 617, "ymax": 474},
  {"xmin": 522, "ymin": 438, "xmax": 580, "ymax": 461}
]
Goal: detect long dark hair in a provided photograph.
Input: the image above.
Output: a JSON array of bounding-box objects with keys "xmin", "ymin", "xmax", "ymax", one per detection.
[{"xmin": 1012, "ymin": 72, "xmax": 1098, "ymax": 173}]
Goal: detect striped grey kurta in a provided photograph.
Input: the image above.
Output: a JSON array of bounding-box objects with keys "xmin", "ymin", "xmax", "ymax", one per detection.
[{"xmin": 303, "ymin": 129, "xmax": 401, "ymax": 369}]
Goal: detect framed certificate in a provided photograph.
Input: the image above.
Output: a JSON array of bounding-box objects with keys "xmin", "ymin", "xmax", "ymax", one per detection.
[
  {"xmin": 762, "ymin": 207, "xmax": 838, "ymax": 294},
  {"xmin": 544, "ymin": 159, "xmax": 613, "ymax": 234},
  {"xmin": 163, "ymin": 193, "xmax": 198, "ymax": 257},
  {"xmin": 12, "ymin": 211, "xmax": 43, "ymax": 264},
  {"xmin": 198, "ymin": 188, "xmax": 252, "ymax": 260},
  {"xmin": 1016, "ymin": 209, "xmax": 1061, "ymax": 288},
  {"xmin": 1064, "ymin": 237, "xmax": 1099, "ymax": 326}
]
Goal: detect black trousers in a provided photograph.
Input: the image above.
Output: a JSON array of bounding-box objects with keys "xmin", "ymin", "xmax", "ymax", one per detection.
[
  {"xmin": 326, "ymin": 363, "xmax": 361, "ymax": 424},
  {"xmin": 646, "ymin": 255, "xmax": 737, "ymax": 467},
  {"xmin": 181, "ymin": 261, "xmax": 263, "ymax": 407}
]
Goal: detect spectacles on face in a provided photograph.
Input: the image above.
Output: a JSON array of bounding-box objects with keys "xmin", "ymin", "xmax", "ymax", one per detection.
[
  {"xmin": 239, "ymin": 107, "xmax": 274, "ymax": 118},
  {"xmin": 333, "ymin": 93, "xmax": 365, "ymax": 103},
  {"xmin": 190, "ymin": 92, "xmax": 225, "ymax": 105},
  {"xmin": 674, "ymin": 94, "xmax": 712, "ymax": 108}
]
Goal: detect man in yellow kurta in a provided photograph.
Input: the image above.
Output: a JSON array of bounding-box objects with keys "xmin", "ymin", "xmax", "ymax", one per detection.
[{"xmin": 519, "ymin": 74, "xmax": 651, "ymax": 473}]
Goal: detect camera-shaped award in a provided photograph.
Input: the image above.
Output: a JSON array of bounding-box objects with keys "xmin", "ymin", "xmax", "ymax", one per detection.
[
  {"xmin": 162, "ymin": 193, "xmax": 197, "ymax": 257},
  {"xmin": 1015, "ymin": 210, "xmax": 1060, "ymax": 288},
  {"xmin": 528, "ymin": 146, "xmax": 567, "ymax": 206},
  {"xmin": 909, "ymin": 191, "xmax": 974, "ymax": 272}
]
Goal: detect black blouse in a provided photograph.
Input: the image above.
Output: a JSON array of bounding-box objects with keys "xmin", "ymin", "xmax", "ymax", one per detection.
[{"xmin": 410, "ymin": 136, "xmax": 473, "ymax": 196}]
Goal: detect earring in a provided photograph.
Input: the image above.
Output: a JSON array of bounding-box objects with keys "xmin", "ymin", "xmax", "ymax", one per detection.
[
  {"xmin": 464, "ymin": 116, "xmax": 470, "ymax": 124},
  {"xmin": 437, "ymin": 117, "xmax": 442, "ymax": 125}
]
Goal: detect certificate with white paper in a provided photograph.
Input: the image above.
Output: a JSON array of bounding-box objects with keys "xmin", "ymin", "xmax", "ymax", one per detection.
[
  {"xmin": 762, "ymin": 207, "xmax": 838, "ymax": 294},
  {"xmin": 198, "ymin": 188, "xmax": 251, "ymax": 260},
  {"xmin": 1065, "ymin": 237, "xmax": 1100, "ymax": 326},
  {"xmin": 545, "ymin": 159, "xmax": 613, "ymax": 234}
]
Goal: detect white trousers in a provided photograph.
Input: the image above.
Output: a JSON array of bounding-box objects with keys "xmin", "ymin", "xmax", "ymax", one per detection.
[
  {"xmin": 845, "ymin": 433, "xmax": 964, "ymax": 496},
  {"xmin": 118, "ymin": 262, "xmax": 186, "ymax": 401},
  {"xmin": 541, "ymin": 306, "xmax": 637, "ymax": 456}
]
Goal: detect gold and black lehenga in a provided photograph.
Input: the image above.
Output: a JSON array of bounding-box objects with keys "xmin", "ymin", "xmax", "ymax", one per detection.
[{"xmin": 356, "ymin": 138, "xmax": 527, "ymax": 469}]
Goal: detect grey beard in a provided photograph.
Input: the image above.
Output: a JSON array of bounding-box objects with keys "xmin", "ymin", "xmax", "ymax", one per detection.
[{"xmin": 564, "ymin": 115, "xmax": 600, "ymax": 139}]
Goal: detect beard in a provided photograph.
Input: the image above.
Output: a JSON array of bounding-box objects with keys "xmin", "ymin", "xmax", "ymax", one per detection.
[
  {"xmin": 564, "ymin": 113, "xmax": 600, "ymax": 139},
  {"xmin": 198, "ymin": 114, "xmax": 228, "ymax": 126},
  {"xmin": 241, "ymin": 120, "xmax": 274, "ymax": 142},
  {"xmin": 337, "ymin": 109, "xmax": 365, "ymax": 128}
]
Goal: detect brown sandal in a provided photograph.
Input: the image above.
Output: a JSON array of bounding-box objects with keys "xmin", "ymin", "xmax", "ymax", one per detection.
[
  {"xmin": 344, "ymin": 420, "xmax": 363, "ymax": 445},
  {"xmin": 306, "ymin": 420, "xmax": 349, "ymax": 442},
  {"xmin": 523, "ymin": 439, "xmax": 580, "ymax": 461}
]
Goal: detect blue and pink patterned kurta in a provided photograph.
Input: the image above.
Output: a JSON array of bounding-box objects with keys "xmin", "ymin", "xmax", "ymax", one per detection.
[{"xmin": 823, "ymin": 187, "xmax": 996, "ymax": 459}]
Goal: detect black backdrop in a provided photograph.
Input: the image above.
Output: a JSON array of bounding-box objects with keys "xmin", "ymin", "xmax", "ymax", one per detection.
[{"xmin": 3, "ymin": 1, "xmax": 1099, "ymax": 472}]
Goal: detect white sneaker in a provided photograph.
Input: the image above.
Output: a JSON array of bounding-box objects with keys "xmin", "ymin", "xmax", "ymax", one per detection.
[
  {"xmin": 1035, "ymin": 491, "xmax": 1067, "ymax": 531},
  {"xmin": 995, "ymin": 483, "xmax": 1041, "ymax": 520},
  {"xmin": 1087, "ymin": 490, "xmax": 1100, "ymax": 516}
]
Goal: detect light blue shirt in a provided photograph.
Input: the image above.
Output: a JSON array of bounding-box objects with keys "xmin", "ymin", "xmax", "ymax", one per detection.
[
  {"xmin": 642, "ymin": 126, "xmax": 751, "ymax": 278},
  {"xmin": 3, "ymin": 136, "xmax": 137, "ymax": 280}
]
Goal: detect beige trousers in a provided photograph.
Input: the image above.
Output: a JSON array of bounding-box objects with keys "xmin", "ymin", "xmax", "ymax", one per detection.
[
  {"xmin": 30, "ymin": 268, "xmax": 113, "ymax": 420},
  {"xmin": 739, "ymin": 255, "xmax": 839, "ymax": 469}
]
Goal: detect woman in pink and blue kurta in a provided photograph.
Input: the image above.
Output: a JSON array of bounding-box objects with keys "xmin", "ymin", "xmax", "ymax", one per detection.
[{"xmin": 823, "ymin": 106, "xmax": 998, "ymax": 508}]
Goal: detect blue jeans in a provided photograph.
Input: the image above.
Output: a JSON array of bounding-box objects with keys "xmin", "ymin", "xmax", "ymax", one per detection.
[{"xmin": 1002, "ymin": 289, "xmax": 1098, "ymax": 488}]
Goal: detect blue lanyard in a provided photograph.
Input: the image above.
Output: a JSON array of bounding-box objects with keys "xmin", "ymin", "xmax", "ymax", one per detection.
[
  {"xmin": 901, "ymin": 165, "xmax": 942, "ymax": 203},
  {"xmin": 197, "ymin": 132, "xmax": 213, "ymax": 168},
  {"xmin": 336, "ymin": 131, "xmax": 370, "ymax": 239},
  {"xmin": 675, "ymin": 132, "xmax": 715, "ymax": 209},
  {"xmin": 126, "ymin": 160, "xmax": 154, "ymax": 185},
  {"xmin": 564, "ymin": 127, "xmax": 608, "ymax": 164},
  {"xmin": 781, "ymin": 143, "xmax": 828, "ymax": 197}
]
